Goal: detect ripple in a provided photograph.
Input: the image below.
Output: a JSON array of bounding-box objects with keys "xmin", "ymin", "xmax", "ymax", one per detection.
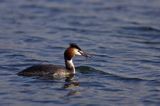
[
  {"xmin": 77, "ymin": 66, "xmax": 148, "ymax": 83},
  {"xmin": 76, "ymin": 66, "xmax": 101, "ymax": 74},
  {"xmin": 122, "ymin": 26, "xmax": 160, "ymax": 32},
  {"xmin": 23, "ymin": 36, "xmax": 47, "ymax": 43}
]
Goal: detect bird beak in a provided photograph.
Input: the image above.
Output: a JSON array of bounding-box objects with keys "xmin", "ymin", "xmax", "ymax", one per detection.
[{"xmin": 78, "ymin": 50, "xmax": 90, "ymax": 57}]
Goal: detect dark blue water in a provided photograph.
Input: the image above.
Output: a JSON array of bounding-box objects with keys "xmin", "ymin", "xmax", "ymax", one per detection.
[{"xmin": 0, "ymin": 0, "xmax": 160, "ymax": 106}]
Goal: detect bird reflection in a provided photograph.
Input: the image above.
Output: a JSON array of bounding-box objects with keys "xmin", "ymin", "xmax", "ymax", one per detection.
[
  {"xmin": 29, "ymin": 73, "xmax": 81, "ymax": 97},
  {"xmin": 63, "ymin": 74, "xmax": 81, "ymax": 97},
  {"xmin": 63, "ymin": 74, "xmax": 80, "ymax": 89}
]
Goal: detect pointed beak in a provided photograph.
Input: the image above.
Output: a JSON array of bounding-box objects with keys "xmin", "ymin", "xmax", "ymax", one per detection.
[{"xmin": 78, "ymin": 50, "xmax": 90, "ymax": 57}]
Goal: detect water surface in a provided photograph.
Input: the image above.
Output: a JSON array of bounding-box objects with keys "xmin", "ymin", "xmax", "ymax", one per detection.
[{"xmin": 0, "ymin": 0, "xmax": 160, "ymax": 106}]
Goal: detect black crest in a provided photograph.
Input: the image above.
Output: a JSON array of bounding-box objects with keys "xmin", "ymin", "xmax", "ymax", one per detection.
[{"xmin": 70, "ymin": 43, "xmax": 81, "ymax": 50}]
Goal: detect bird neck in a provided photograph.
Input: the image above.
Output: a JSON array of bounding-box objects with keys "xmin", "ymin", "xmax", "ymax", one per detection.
[{"xmin": 65, "ymin": 59, "xmax": 75, "ymax": 74}]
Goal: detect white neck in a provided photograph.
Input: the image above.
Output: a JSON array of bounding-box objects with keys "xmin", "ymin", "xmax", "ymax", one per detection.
[{"xmin": 65, "ymin": 59, "xmax": 75, "ymax": 74}]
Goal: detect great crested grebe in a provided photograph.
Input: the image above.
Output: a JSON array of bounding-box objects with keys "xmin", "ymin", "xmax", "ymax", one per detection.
[{"xmin": 17, "ymin": 43, "xmax": 88, "ymax": 78}]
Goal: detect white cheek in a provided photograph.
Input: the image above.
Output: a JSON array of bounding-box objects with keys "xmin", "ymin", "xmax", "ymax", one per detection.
[{"xmin": 74, "ymin": 49, "xmax": 81, "ymax": 55}]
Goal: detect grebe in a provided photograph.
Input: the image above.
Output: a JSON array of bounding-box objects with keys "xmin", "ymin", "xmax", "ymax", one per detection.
[{"xmin": 17, "ymin": 43, "xmax": 88, "ymax": 78}]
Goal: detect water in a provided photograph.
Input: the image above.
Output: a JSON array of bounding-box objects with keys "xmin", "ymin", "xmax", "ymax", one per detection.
[{"xmin": 0, "ymin": 0, "xmax": 160, "ymax": 106}]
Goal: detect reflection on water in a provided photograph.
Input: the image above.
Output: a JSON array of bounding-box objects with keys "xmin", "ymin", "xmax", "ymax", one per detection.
[
  {"xmin": 64, "ymin": 74, "xmax": 80, "ymax": 97},
  {"xmin": 64, "ymin": 74, "xmax": 79, "ymax": 89}
]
